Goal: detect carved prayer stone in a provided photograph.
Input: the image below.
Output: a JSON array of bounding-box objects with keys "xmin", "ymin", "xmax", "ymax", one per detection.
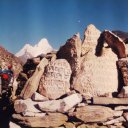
[
  {"xmin": 73, "ymin": 48, "xmax": 118, "ymax": 97},
  {"xmin": 38, "ymin": 59, "xmax": 72, "ymax": 99}
]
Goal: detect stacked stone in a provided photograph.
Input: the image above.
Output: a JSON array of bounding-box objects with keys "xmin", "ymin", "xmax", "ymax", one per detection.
[{"xmin": 11, "ymin": 24, "xmax": 128, "ymax": 128}]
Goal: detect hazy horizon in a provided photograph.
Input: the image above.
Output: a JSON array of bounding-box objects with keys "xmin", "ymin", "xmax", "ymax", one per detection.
[{"xmin": 0, "ymin": 0, "xmax": 128, "ymax": 54}]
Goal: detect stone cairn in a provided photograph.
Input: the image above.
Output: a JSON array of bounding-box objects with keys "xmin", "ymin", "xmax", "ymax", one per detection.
[{"xmin": 11, "ymin": 24, "xmax": 128, "ymax": 128}]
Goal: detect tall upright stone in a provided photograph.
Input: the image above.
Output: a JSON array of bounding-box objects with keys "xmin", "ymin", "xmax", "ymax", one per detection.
[
  {"xmin": 73, "ymin": 28, "xmax": 121, "ymax": 98},
  {"xmin": 56, "ymin": 33, "xmax": 82, "ymax": 84},
  {"xmin": 38, "ymin": 59, "xmax": 72, "ymax": 99},
  {"xmin": 81, "ymin": 24, "xmax": 101, "ymax": 56}
]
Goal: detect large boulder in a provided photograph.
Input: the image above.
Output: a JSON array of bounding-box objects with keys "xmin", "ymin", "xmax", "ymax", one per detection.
[
  {"xmin": 38, "ymin": 59, "xmax": 72, "ymax": 99},
  {"xmin": 73, "ymin": 46, "xmax": 118, "ymax": 97}
]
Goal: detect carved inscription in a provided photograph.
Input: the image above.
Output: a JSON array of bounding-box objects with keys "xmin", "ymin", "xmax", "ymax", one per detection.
[
  {"xmin": 74, "ymin": 50, "xmax": 118, "ymax": 97},
  {"xmin": 39, "ymin": 59, "xmax": 72, "ymax": 99}
]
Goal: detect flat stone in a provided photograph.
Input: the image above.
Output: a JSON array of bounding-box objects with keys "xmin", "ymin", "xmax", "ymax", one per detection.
[
  {"xmin": 75, "ymin": 105, "xmax": 114, "ymax": 123},
  {"xmin": 22, "ymin": 111, "xmax": 46, "ymax": 117},
  {"xmin": 12, "ymin": 113, "xmax": 68, "ymax": 127},
  {"xmin": 39, "ymin": 59, "xmax": 72, "ymax": 99},
  {"xmin": 38, "ymin": 93, "xmax": 82, "ymax": 112},
  {"xmin": 93, "ymin": 97, "xmax": 128, "ymax": 105},
  {"xmin": 103, "ymin": 116, "xmax": 126, "ymax": 125},
  {"xmin": 115, "ymin": 106, "xmax": 128, "ymax": 111}
]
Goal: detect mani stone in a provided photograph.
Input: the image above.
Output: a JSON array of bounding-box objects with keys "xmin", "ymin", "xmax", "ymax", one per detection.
[
  {"xmin": 38, "ymin": 59, "xmax": 72, "ymax": 99},
  {"xmin": 73, "ymin": 47, "xmax": 118, "ymax": 97},
  {"xmin": 75, "ymin": 106, "xmax": 114, "ymax": 123},
  {"xmin": 81, "ymin": 24, "xmax": 101, "ymax": 56},
  {"xmin": 12, "ymin": 112, "xmax": 68, "ymax": 128}
]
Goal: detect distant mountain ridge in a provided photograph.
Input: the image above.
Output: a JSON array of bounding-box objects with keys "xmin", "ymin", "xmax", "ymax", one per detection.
[
  {"xmin": 0, "ymin": 45, "xmax": 22, "ymax": 74},
  {"xmin": 15, "ymin": 38, "xmax": 53, "ymax": 63}
]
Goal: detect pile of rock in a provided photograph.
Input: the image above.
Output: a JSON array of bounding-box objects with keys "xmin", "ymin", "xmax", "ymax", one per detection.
[{"xmin": 11, "ymin": 24, "xmax": 128, "ymax": 127}]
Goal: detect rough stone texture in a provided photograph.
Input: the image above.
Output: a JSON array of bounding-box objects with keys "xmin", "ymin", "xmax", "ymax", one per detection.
[
  {"xmin": 38, "ymin": 93, "xmax": 82, "ymax": 112},
  {"xmin": 103, "ymin": 116, "xmax": 126, "ymax": 125},
  {"xmin": 93, "ymin": 97, "xmax": 128, "ymax": 105},
  {"xmin": 115, "ymin": 106, "xmax": 128, "ymax": 111},
  {"xmin": 96, "ymin": 30, "xmax": 126, "ymax": 58},
  {"xmin": 39, "ymin": 59, "xmax": 72, "ymax": 99},
  {"xmin": 56, "ymin": 33, "xmax": 82, "ymax": 85},
  {"xmin": 77, "ymin": 124, "xmax": 107, "ymax": 128},
  {"xmin": 81, "ymin": 24, "xmax": 101, "ymax": 56},
  {"xmin": 12, "ymin": 113, "xmax": 68, "ymax": 127},
  {"xmin": 22, "ymin": 111, "xmax": 46, "ymax": 117},
  {"xmin": 64, "ymin": 122, "xmax": 76, "ymax": 128},
  {"xmin": 118, "ymin": 58, "xmax": 128, "ymax": 86},
  {"xmin": 73, "ymin": 47, "xmax": 118, "ymax": 97},
  {"xmin": 14, "ymin": 98, "xmax": 41, "ymax": 114},
  {"xmin": 20, "ymin": 58, "xmax": 48, "ymax": 99},
  {"xmin": 75, "ymin": 106, "xmax": 114, "ymax": 123},
  {"xmin": 31, "ymin": 92, "xmax": 49, "ymax": 101}
]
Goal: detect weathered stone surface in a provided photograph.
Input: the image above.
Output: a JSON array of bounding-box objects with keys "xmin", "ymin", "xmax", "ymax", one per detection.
[
  {"xmin": 22, "ymin": 111, "xmax": 46, "ymax": 117},
  {"xmin": 77, "ymin": 124, "xmax": 107, "ymax": 128},
  {"xmin": 31, "ymin": 92, "xmax": 49, "ymax": 101},
  {"xmin": 115, "ymin": 106, "xmax": 128, "ymax": 111},
  {"xmin": 20, "ymin": 58, "xmax": 48, "ymax": 99},
  {"xmin": 73, "ymin": 47, "xmax": 118, "ymax": 97},
  {"xmin": 64, "ymin": 122, "xmax": 75, "ymax": 128},
  {"xmin": 93, "ymin": 97, "xmax": 128, "ymax": 105},
  {"xmin": 38, "ymin": 93, "xmax": 82, "ymax": 112},
  {"xmin": 39, "ymin": 59, "xmax": 72, "ymax": 99},
  {"xmin": 14, "ymin": 98, "xmax": 41, "ymax": 113},
  {"xmin": 81, "ymin": 24, "xmax": 101, "ymax": 56},
  {"xmin": 75, "ymin": 106, "xmax": 114, "ymax": 123},
  {"xmin": 113, "ymin": 111, "xmax": 123, "ymax": 117},
  {"xmin": 12, "ymin": 113, "xmax": 68, "ymax": 127},
  {"xmin": 96, "ymin": 30, "xmax": 126, "ymax": 58},
  {"xmin": 103, "ymin": 116, "xmax": 126, "ymax": 125},
  {"xmin": 118, "ymin": 58, "xmax": 128, "ymax": 86},
  {"xmin": 56, "ymin": 33, "xmax": 82, "ymax": 85}
]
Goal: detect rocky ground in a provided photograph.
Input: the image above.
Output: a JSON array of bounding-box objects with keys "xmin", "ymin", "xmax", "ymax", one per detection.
[{"xmin": 2, "ymin": 24, "xmax": 128, "ymax": 128}]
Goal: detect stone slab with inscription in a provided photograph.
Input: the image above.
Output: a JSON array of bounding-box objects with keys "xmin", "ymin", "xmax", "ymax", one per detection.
[
  {"xmin": 38, "ymin": 59, "xmax": 72, "ymax": 99},
  {"xmin": 73, "ymin": 48, "xmax": 119, "ymax": 98}
]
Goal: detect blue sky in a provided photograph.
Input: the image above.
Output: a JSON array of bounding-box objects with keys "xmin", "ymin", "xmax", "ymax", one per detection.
[{"xmin": 0, "ymin": 0, "xmax": 128, "ymax": 54}]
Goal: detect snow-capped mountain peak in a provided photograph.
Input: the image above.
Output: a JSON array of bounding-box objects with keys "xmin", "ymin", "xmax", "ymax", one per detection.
[{"xmin": 15, "ymin": 38, "xmax": 53, "ymax": 63}]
